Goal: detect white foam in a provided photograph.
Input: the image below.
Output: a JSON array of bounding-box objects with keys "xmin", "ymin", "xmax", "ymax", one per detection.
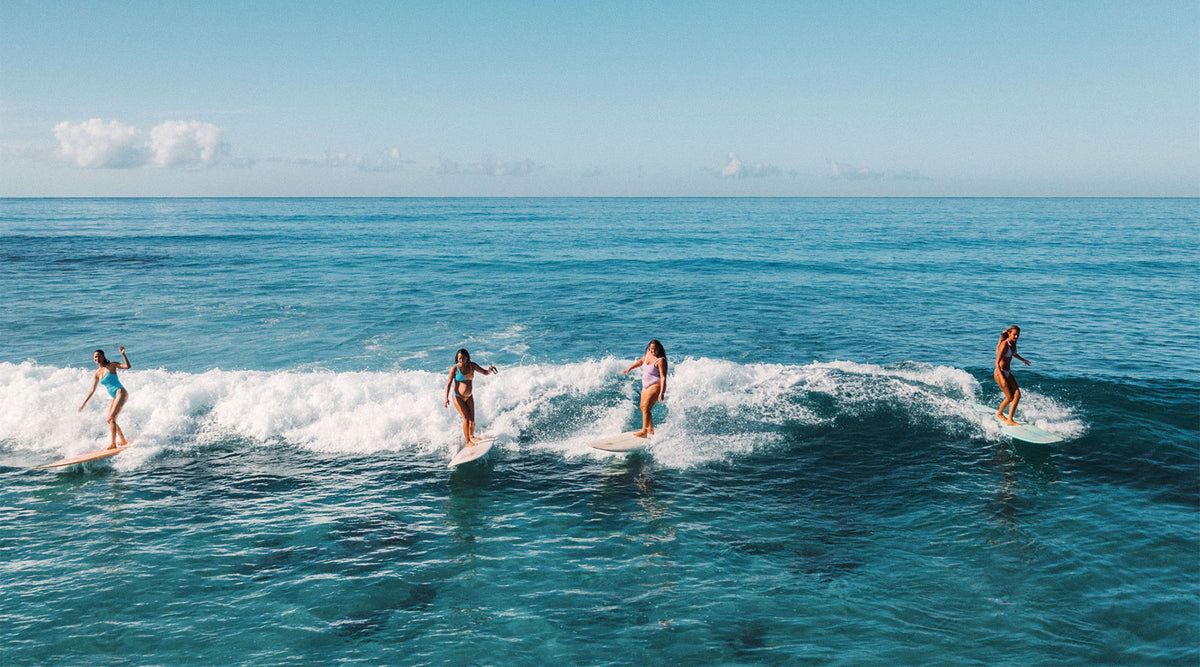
[{"xmin": 0, "ymin": 358, "xmax": 1083, "ymax": 469}]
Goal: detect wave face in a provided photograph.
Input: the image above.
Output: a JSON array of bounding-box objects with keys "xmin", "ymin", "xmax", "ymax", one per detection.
[{"xmin": 0, "ymin": 359, "xmax": 1090, "ymax": 464}]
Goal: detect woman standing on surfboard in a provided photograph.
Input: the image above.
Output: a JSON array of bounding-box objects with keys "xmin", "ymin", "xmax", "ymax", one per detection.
[
  {"xmin": 444, "ymin": 349, "xmax": 498, "ymax": 448},
  {"xmin": 79, "ymin": 346, "xmax": 132, "ymax": 449},
  {"xmin": 622, "ymin": 339, "xmax": 667, "ymax": 437},
  {"xmin": 994, "ymin": 326, "xmax": 1031, "ymax": 425}
]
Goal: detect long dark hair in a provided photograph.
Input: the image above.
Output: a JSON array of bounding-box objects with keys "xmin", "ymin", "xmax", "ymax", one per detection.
[
  {"xmin": 646, "ymin": 340, "xmax": 665, "ymax": 359},
  {"xmin": 455, "ymin": 349, "xmax": 471, "ymax": 365},
  {"xmin": 94, "ymin": 349, "xmax": 109, "ymax": 365}
]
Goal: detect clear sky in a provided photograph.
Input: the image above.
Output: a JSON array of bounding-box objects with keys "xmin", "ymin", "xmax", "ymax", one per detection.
[{"xmin": 1, "ymin": 1, "xmax": 1197, "ymax": 196}]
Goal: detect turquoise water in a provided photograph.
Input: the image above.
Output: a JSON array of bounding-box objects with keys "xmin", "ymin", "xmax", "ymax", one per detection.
[{"xmin": 1, "ymin": 198, "xmax": 1197, "ymax": 664}]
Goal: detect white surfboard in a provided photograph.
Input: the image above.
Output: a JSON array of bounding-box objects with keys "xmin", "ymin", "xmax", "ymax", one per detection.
[
  {"xmin": 34, "ymin": 444, "xmax": 130, "ymax": 470},
  {"xmin": 587, "ymin": 431, "xmax": 650, "ymax": 452},
  {"xmin": 974, "ymin": 405, "xmax": 1064, "ymax": 444},
  {"xmin": 448, "ymin": 436, "xmax": 496, "ymax": 468}
]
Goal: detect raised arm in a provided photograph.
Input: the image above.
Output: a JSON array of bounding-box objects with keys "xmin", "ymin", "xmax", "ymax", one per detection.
[{"xmin": 115, "ymin": 345, "xmax": 131, "ymax": 369}]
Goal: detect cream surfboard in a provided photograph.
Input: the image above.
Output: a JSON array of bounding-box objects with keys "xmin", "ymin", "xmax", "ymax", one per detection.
[
  {"xmin": 34, "ymin": 444, "xmax": 130, "ymax": 470},
  {"xmin": 974, "ymin": 405, "xmax": 1064, "ymax": 444},
  {"xmin": 587, "ymin": 431, "xmax": 650, "ymax": 452},
  {"xmin": 448, "ymin": 436, "xmax": 496, "ymax": 468}
]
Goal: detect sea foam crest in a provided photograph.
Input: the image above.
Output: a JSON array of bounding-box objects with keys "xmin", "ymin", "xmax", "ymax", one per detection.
[{"xmin": 0, "ymin": 359, "xmax": 1081, "ymax": 468}]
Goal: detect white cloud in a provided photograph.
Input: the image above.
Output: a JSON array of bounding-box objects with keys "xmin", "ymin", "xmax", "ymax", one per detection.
[
  {"xmin": 718, "ymin": 152, "xmax": 781, "ymax": 178},
  {"xmin": 829, "ymin": 160, "xmax": 927, "ymax": 181},
  {"xmin": 54, "ymin": 119, "xmax": 147, "ymax": 168},
  {"xmin": 437, "ymin": 155, "xmax": 535, "ymax": 176},
  {"xmin": 310, "ymin": 148, "xmax": 407, "ymax": 172},
  {"xmin": 53, "ymin": 118, "xmax": 229, "ymax": 168},
  {"xmin": 150, "ymin": 120, "xmax": 226, "ymax": 167}
]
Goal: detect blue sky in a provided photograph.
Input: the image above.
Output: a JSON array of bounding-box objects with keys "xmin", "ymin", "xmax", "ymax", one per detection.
[{"xmin": 1, "ymin": 1, "xmax": 1196, "ymax": 196}]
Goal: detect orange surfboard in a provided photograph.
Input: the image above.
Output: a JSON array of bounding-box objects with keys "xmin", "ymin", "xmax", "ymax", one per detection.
[{"xmin": 33, "ymin": 445, "xmax": 130, "ymax": 469}]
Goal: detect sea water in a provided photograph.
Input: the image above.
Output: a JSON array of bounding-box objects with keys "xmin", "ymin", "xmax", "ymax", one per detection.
[{"xmin": 1, "ymin": 198, "xmax": 1196, "ymax": 665}]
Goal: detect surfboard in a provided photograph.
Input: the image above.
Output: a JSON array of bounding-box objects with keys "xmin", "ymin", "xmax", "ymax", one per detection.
[
  {"xmin": 448, "ymin": 436, "xmax": 496, "ymax": 468},
  {"xmin": 34, "ymin": 444, "xmax": 130, "ymax": 470},
  {"xmin": 587, "ymin": 431, "xmax": 650, "ymax": 452},
  {"xmin": 974, "ymin": 405, "xmax": 1064, "ymax": 444}
]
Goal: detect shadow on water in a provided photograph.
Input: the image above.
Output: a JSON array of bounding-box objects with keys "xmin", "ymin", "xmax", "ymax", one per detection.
[
  {"xmin": 331, "ymin": 580, "xmax": 438, "ymax": 639},
  {"xmin": 444, "ymin": 458, "xmax": 494, "ymax": 548},
  {"xmin": 27, "ymin": 461, "xmax": 131, "ymax": 507},
  {"xmin": 588, "ymin": 452, "xmax": 659, "ymax": 521},
  {"xmin": 984, "ymin": 442, "xmax": 1053, "ymax": 564}
]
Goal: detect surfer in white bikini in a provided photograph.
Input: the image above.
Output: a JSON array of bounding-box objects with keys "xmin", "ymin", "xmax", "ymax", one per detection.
[
  {"xmin": 79, "ymin": 346, "xmax": 132, "ymax": 449},
  {"xmin": 993, "ymin": 326, "xmax": 1031, "ymax": 425},
  {"xmin": 622, "ymin": 339, "xmax": 667, "ymax": 437},
  {"xmin": 443, "ymin": 348, "xmax": 498, "ymax": 448}
]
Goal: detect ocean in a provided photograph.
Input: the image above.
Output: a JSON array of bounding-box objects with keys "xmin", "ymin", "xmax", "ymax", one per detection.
[{"xmin": 1, "ymin": 197, "xmax": 1196, "ymax": 664}]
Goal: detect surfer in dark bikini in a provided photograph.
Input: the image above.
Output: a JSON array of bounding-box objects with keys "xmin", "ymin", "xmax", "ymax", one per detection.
[
  {"xmin": 79, "ymin": 346, "xmax": 132, "ymax": 449},
  {"xmin": 443, "ymin": 348, "xmax": 498, "ymax": 448},
  {"xmin": 622, "ymin": 339, "xmax": 667, "ymax": 437},
  {"xmin": 993, "ymin": 326, "xmax": 1030, "ymax": 425}
]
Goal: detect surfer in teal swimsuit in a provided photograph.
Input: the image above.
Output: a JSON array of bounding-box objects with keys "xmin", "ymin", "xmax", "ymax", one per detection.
[
  {"xmin": 79, "ymin": 346, "xmax": 132, "ymax": 449},
  {"xmin": 622, "ymin": 339, "xmax": 667, "ymax": 437},
  {"xmin": 443, "ymin": 349, "xmax": 498, "ymax": 448},
  {"xmin": 993, "ymin": 326, "xmax": 1030, "ymax": 425}
]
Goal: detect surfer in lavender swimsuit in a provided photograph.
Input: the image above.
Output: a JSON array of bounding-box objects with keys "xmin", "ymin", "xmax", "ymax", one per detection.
[
  {"xmin": 444, "ymin": 348, "xmax": 498, "ymax": 448},
  {"xmin": 79, "ymin": 346, "xmax": 132, "ymax": 449},
  {"xmin": 622, "ymin": 339, "xmax": 667, "ymax": 437},
  {"xmin": 993, "ymin": 326, "xmax": 1031, "ymax": 425}
]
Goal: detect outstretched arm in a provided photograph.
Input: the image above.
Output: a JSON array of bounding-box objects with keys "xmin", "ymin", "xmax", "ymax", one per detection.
[
  {"xmin": 622, "ymin": 358, "xmax": 644, "ymax": 374},
  {"xmin": 472, "ymin": 362, "xmax": 497, "ymax": 375},
  {"xmin": 80, "ymin": 372, "xmax": 99, "ymax": 411}
]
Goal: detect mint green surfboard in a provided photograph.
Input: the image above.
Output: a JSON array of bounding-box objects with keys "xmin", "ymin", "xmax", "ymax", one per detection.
[{"xmin": 974, "ymin": 405, "xmax": 1064, "ymax": 444}]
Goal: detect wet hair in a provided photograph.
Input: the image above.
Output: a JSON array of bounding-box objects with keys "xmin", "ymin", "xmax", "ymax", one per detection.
[
  {"xmin": 455, "ymin": 349, "xmax": 470, "ymax": 364},
  {"xmin": 646, "ymin": 339, "xmax": 665, "ymax": 358},
  {"xmin": 999, "ymin": 326, "xmax": 1020, "ymax": 343},
  {"xmin": 94, "ymin": 349, "xmax": 109, "ymax": 364}
]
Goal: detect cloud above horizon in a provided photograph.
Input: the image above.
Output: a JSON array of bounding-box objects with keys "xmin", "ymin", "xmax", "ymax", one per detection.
[
  {"xmin": 717, "ymin": 152, "xmax": 783, "ymax": 178},
  {"xmin": 828, "ymin": 159, "xmax": 926, "ymax": 181},
  {"xmin": 436, "ymin": 155, "xmax": 535, "ymax": 177},
  {"xmin": 286, "ymin": 148, "xmax": 408, "ymax": 172},
  {"xmin": 54, "ymin": 119, "xmax": 227, "ymax": 168}
]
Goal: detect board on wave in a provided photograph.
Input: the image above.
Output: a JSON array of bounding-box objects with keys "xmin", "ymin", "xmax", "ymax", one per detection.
[
  {"xmin": 448, "ymin": 436, "xmax": 496, "ymax": 468},
  {"xmin": 587, "ymin": 431, "xmax": 650, "ymax": 452},
  {"xmin": 974, "ymin": 405, "xmax": 1064, "ymax": 444},
  {"xmin": 34, "ymin": 444, "xmax": 130, "ymax": 470}
]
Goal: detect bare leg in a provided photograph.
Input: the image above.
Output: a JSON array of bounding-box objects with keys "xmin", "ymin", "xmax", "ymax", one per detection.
[
  {"xmin": 1005, "ymin": 386, "xmax": 1022, "ymax": 425},
  {"xmin": 465, "ymin": 396, "xmax": 478, "ymax": 442},
  {"xmin": 452, "ymin": 395, "xmax": 473, "ymax": 447},
  {"xmin": 107, "ymin": 389, "xmax": 129, "ymax": 448},
  {"xmin": 634, "ymin": 387, "xmax": 660, "ymax": 437},
  {"xmin": 993, "ymin": 371, "xmax": 1021, "ymax": 425}
]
